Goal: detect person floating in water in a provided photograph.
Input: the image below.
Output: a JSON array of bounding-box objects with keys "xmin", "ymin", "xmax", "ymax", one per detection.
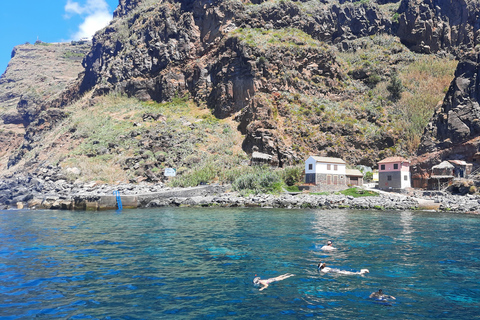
[
  {"xmin": 321, "ymin": 240, "xmax": 336, "ymax": 251},
  {"xmin": 253, "ymin": 273, "xmax": 295, "ymax": 291},
  {"xmin": 317, "ymin": 262, "xmax": 369, "ymax": 275},
  {"xmin": 369, "ymin": 289, "xmax": 396, "ymax": 301}
]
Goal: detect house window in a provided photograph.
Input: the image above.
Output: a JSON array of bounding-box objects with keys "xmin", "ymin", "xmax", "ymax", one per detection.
[
  {"xmin": 327, "ymin": 164, "xmax": 331, "ymax": 170},
  {"xmin": 308, "ymin": 164, "xmax": 313, "ymax": 170},
  {"xmin": 394, "ymin": 164, "xmax": 398, "ymax": 169},
  {"xmin": 381, "ymin": 165, "xmax": 385, "ymax": 170},
  {"xmin": 387, "ymin": 175, "xmax": 392, "ymax": 181},
  {"xmin": 334, "ymin": 165, "xmax": 338, "ymax": 171},
  {"xmin": 404, "ymin": 175, "xmax": 408, "ymax": 181}
]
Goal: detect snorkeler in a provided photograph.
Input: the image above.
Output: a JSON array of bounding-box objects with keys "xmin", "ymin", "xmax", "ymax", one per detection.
[
  {"xmin": 321, "ymin": 240, "xmax": 336, "ymax": 251},
  {"xmin": 253, "ymin": 273, "xmax": 295, "ymax": 291},
  {"xmin": 317, "ymin": 262, "xmax": 369, "ymax": 275},
  {"xmin": 369, "ymin": 289, "xmax": 396, "ymax": 301}
]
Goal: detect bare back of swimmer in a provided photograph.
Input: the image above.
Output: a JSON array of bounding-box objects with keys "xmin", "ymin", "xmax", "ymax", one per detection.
[
  {"xmin": 253, "ymin": 273, "xmax": 295, "ymax": 291},
  {"xmin": 318, "ymin": 262, "xmax": 369, "ymax": 275}
]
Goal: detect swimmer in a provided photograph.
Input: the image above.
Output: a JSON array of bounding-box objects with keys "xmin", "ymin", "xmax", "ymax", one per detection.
[
  {"xmin": 321, "ymin": 240, "xmax": 336, "ymax": 251},
  {"xmin": 317, "ymin": 262, "xmax": 369, "ymax": 275},
  {"xmin": 369, "ymin": 289, "xmax": 395, "ymax": 301},
  {"xmin": 253, "ymin": 273, "xmax": 295, "ymax": 291}
]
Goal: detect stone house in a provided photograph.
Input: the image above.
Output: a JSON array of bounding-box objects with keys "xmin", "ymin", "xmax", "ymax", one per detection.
[
  {"xmin": 378, "ymin": 156, "xmax": 411, "ymax": 191},
  {"xmin": 305, "ymin": 156, "xmax": 347, "ymax": 190}
]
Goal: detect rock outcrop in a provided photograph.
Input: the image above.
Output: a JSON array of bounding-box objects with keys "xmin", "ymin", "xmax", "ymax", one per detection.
[
  {"xmin": 2, "ymin": 0, "xmax": 479, "ymax": 179},
  {"xmin": 0, "ymin": 41, "xmax": 90, "ymax": 171},
  {"xmin": 412, "ymin": 50, "xmax": 480, "ymax": 179},
  {"xmin": 419, "ymin": 51, "xmax": 480, "ymax": 153},
  {"xmin": 397, "ymin": 0, "xmax": 480, "ymax": 54},
  {"xmin": 75, "ymin": 0, "xmax": 395, "ymax": 165}
]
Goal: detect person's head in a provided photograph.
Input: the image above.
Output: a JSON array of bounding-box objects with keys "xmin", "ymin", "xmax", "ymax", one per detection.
[
  {"xmin": 319, "ymin": 262, "xmax": 326, "ymax": 269},
  {"xmin": 253, "ymin": 277, "xmax": 260, "ymax": 285},
  {"xmin": 327, "ymin": 241, "xmax": 332, "ymax": 246},
  {"xmin": 378, "ymin": 289, "xmax": 383, "ymax": 294}
]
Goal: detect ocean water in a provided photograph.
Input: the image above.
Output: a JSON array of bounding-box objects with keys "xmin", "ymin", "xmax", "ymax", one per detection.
[{"xmin": 1, "ymin": 207, "xmax": 479, "ymax": 319}]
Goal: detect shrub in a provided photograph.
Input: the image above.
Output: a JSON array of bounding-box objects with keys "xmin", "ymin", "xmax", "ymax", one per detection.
[
  {"xmin": 366, "ymin": 74, "xmax": 381, "ymax": 87},
  {"xmin": 469, "ymin": 185, "xmax": 477, "ymax": 194},
  {"xmin": 364, "ymin": 171, "xmax": 373, "ymax": 182},
  {"xmin": 232, "ymin": 168, "xmax": 283, "ymax": 195},
  {"xmin": 392, "ymin": 12, "xmax": 400, "ymax": 23},
  {"xmin": 282, "ymin": 165, "xmax": 304, "ymax": 186},
  {"xmin": 387, "ymin": 73, "xmax": 403, "ymax": 102}
]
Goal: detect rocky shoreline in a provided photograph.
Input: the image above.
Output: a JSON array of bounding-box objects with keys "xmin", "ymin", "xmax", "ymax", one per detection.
[{"xmin": 1, "ymin": 171, "xmax": 480, "ymax": 213}]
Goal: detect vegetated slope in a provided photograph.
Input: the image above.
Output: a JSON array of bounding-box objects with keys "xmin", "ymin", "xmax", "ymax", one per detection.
[
  {"xmin": 75, "ymin": 0, "xmax": 457, "ymax": 166},
  {"xmin": 0, "ymin": 41, "xmax": 91, "ymax": 172},
  {"xmin": 0, "ymin": 0, "xmax": 470, "ymax": 185}
]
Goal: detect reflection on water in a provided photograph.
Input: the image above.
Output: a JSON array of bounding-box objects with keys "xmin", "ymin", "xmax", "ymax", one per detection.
[{"xmin": 0, "ymin": 208, "xmax": 479, "ymax": 319}]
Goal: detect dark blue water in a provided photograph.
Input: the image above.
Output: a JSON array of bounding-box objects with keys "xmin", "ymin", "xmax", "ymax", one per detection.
[{"xmin": 1, "ymin": 208, "xmax": 479, "ymax": 319}]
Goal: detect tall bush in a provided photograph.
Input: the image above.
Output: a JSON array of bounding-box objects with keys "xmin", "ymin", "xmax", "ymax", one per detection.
[{"xmin": 387, "ymin": 73, "xmax": 403, "ymax": 102}]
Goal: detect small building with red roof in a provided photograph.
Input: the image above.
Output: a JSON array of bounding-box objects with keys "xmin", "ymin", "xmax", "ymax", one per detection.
[{"xmin": 378, "ymin": 156, "xmax": 411, "ymax": 190}]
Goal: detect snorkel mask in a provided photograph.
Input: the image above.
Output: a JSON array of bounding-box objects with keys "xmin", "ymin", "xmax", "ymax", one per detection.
[{"xmin": 253, "ymin": 277, "xmax": 260, "ymax": 285}]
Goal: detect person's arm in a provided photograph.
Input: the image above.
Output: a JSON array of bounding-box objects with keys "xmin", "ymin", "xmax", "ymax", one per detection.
[{"xmin": 259, "ymin": 284, "xmax": 268, "ymax": 291}]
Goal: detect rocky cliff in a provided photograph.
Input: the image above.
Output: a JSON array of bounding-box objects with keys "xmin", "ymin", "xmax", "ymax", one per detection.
[
  {"xmin": 397, "ymin": 0, "xmax": 480, "ymax": 54},
  {"xmin": 75, "ymin": 0, "xmax": 401, "ymax": 167},
  {"xmin": 414, "ymin": 50, "xmax": 480, "ymax": 177},
  {"xmin": 0, "ymin": 41, "xmax": 90, "ymax": 172},
  {"xmin": 1, "ymin": 0, "xmax": 478, "ymax": 184}
]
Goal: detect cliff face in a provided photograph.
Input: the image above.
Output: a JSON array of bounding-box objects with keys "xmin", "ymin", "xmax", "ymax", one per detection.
[
  {"xmin": 76, "ymin": 0, "xmax": 396, "ymax": 165},
  {"xmin": 397, "ymin": 0, "xmax": 480, "ymax": 54},
  {"xmin": 416, "ymin": 51, "xmax": 480, "ymax": 171},
  {"xmin": 81, "ymin": 0, "xmax": 392, "ymax": 102},
  {"xmin": 0, "ymin": 42, "xmax": 90, "ymax": 171},
  {"xmin": 1, "ymin": 0, "xmax": 478, "ymax": 181}
]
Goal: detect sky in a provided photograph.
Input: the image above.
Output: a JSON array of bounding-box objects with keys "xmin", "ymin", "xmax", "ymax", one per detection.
[{"xmin": 0, "ymin": 0, "xmax": 119, "ymax": 75}]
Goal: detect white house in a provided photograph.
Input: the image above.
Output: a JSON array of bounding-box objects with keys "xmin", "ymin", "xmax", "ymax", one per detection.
[{"xmin": 305, "ymin": 156, "xmax": 347, "ymax": 186}]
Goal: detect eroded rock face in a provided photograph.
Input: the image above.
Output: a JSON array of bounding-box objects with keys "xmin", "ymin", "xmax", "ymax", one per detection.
[
  {"xmin": 78, "ymin": 0, "xmax": 392, "ymax": 165},
  {"xmin": 419, "ymin": 52, "xmax": 480, "ymax": 154},
  {"xmin": 114, "ymin": 0, "xmax": 145, "ymax": 17},
  {"xmin": 397, "ymin": 0, "xmax": 480, "ymax": 54},
  {"xmin": 0, "ymin": 42, "xmax": 90, "ymax": 170}
]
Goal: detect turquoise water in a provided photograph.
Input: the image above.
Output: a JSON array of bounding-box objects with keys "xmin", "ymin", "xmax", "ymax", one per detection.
[{"xmin": 1, "ymin": 208, "xmax": 479, "ymax": 319}]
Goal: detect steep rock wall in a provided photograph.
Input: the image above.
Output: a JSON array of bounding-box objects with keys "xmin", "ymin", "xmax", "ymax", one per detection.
[
  {"xmin": 397, "ymin": 0, "xmax": 480, "ymax": 53},
  {"xmin": 0, "ymin": 42, "xmax": 90, "ymax": 170},
  {"xmin": 414, "ymin": 51, "xmax": 480, "ymax": 176}
]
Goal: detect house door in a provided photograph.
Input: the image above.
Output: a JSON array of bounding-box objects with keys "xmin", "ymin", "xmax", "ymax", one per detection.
[
  {"xmin": 306, "ymin": 173, "xmax": 315, "ymax": 184},
  {"xmin": 333, "ymin": 175, "xmax": 338, "ymax": 185},
  {"xmin": 327, "ymin": 175, "xmax": 331, "ymax": 185},
  {"xmin": 351, "ymin": 177, "xmax": 358, "ymax": 186}
]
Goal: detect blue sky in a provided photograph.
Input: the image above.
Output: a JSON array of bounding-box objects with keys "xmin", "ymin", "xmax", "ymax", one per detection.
[{"xmin": 0, "ymin": 0, "xmax": 118, "ymax": 75}]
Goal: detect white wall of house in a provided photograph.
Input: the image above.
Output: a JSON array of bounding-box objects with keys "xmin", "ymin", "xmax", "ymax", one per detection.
[
  {"xmin": 316, "ymin": 162, "xmax": 346, "ymax": 175},
  {"xmin": 305, "ymin": 156, "xmax": 346, "ymax": 175},
  {"xmin": 305, "ymin": 157, "xmax": 317, "ymax": 174},
  {"xmin": 401, "ymin": 172, "xmax": 411, "ymax": 189}
]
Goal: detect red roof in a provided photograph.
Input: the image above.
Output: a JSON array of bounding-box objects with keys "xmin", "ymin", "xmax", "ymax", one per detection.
[{"xmin": 378, "ymin": 156, "xmax": 409, "ymax": 164}]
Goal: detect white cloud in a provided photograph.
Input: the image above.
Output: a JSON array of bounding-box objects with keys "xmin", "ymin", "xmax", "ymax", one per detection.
[{"xmin": 65, "ymin": 0, "xmax": 113, "ymax": 40}]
